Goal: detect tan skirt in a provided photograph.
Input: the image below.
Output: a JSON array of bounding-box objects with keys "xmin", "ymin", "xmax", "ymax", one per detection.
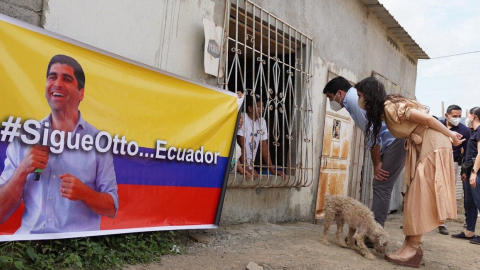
[{"xmin": 402, "ymin": 128, "xmax": 457, "ymax": 235}]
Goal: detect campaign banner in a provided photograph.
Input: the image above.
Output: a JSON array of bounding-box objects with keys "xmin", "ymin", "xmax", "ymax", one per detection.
[{"xmin": 0, "ymin": 15, "xmax": 238, "ymax": 241}]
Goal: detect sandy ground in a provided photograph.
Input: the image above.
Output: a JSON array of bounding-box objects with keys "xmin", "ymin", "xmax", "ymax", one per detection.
[{"xmin": 126, "ymin": 207, "xmax": 480, "ymax": 270}]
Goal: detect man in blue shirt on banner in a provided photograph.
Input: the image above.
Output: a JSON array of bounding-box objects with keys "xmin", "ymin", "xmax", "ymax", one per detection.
[
  {"xmin": 323, "ymin": 76, "xmax": 406, "ymax": 231},
  {"xmin": 0, "ymin": 55, "xmax": 118, "ymax": 234}
]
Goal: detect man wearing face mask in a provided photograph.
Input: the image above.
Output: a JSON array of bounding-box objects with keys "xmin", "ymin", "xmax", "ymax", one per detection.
[
  {"xmin": 323, "ymin": 76, "xmax": 406, "ymax": 234},
  {"xmin": 439, "ymin": 105, "xmax": 471, "ymax": 235},
  {"xmin": 442, "ymin": 105, "xmax": 471, "ymax": 184}
]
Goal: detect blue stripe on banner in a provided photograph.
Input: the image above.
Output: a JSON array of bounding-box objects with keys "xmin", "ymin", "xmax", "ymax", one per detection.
[
  {"xmin": 0, "ymin": 141, "xmax": 10, "ymax": 172},
  {"xmin": 113, "ymin": 147, "xmax": 227, "ymax": 187},
  {"xmin": 0, "ymin": 142, "xmax": 227, "ymax": 188}
]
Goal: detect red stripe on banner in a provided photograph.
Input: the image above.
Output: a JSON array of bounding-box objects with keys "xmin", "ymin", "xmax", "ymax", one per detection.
[
  {"xmin": 0, "ymin": 203, "xmax": 23, "ymax": 235},
  {"xmin": 100, "ymin": 184, "xmax": 221, "ymax": 230},
  {"xmin": 0, "ymin": 185, "xmax": 221, "ymax": 235}
]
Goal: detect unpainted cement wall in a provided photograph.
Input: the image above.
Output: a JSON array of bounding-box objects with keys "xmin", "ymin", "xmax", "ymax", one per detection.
[
  {"xmin": 0, "ymin": 0, "xmax": 418, "ymax": 225},
  {"xmin": 0, "ymin": 0, "xmax": 43, "ymax": 26}
]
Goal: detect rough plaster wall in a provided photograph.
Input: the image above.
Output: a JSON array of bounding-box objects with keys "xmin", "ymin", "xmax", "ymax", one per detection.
[
  {"xmin": 0, "ymin": 0, "xmax": 42, "ymax": 26},
  {"xmin": 360, "ymin": 5, "xmax": 418, "ymax": 98},
  {"xmin": 249, "ymin": 0, "xmax": 416, "ymax": 91},
  {"xmin": 43, "ymin": 0, "xmax": 222, "ymax": 83},
  {"xmin": 221, "ymin": 187, "xmax": 314, "ymax": 224}
]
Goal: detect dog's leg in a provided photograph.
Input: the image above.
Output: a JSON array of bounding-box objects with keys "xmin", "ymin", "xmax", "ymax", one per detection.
[
  {"xmin": 320, "ymin": 213, "xmax": 333, "ymax": 246},
  {"xmin": 347, "ymin": 227, "xmax": 357, "ymax": 250},
  {"xmin": 335, "ymin": 217, "xmax": 347, "ymax": 248},
  {"xmin": 354, "ymin": 227, "xmax": 375, "ymax": 260}
]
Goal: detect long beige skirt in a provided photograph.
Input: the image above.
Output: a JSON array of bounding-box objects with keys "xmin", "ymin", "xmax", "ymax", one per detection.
[{"xmin": 402, "ymin": 128, "xmax": 457, "ymax": 235}]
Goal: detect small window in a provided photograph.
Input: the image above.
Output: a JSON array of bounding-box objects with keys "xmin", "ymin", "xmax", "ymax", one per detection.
[{"xmin": 332, "ymin": 120, "xmax": 341, "ymax": 140}]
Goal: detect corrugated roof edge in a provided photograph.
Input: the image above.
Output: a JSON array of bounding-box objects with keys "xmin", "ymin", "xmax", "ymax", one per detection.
[{"xmin": 360, "ymin": 0, "xmax": 429, "ymax": 60}]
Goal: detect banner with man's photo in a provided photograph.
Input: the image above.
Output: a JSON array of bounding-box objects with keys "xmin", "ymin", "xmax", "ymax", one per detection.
[{"xmin": 0, "ymin": 15, "xmax": 238, "ymax": 241}]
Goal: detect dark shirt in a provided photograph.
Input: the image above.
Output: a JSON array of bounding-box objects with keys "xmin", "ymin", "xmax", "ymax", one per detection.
[
  {"xmin": 465, "ymin": 126, "xmax": 480, "ymax": 164},
  {"xmin": 441, "ymin": 119, "xmax": 471, "ymax": 160}
]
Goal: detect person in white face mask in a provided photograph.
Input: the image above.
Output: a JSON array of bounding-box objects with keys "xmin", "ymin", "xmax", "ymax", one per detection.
[
  {"xmin": 452, "ymin": 107, "xmax": 480, "ymax": 245},
  {"xmin": 465, "ymin": 109, "xmax": 474, "ymax": 131},
  {"xmin": 444, "ymin": 105, "xmax": 463, "ymax": 128},
  {"xmin": 437, "ymin": 105, "xmax": 471, "ymax": 235},
  {"xmin": 322, "ymin": 76, "xmax": 406, "ymax": 235}
]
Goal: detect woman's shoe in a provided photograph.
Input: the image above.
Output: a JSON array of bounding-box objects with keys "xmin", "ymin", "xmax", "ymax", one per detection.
[{"xmin": 385, "ymin": 246, "xmax": 423, "ymax": 268}]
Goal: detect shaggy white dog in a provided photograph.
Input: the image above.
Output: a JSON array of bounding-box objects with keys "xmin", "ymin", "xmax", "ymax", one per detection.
[{"xmin": 320, "ymin": 195, "xmax": 389, "ymax": 260}]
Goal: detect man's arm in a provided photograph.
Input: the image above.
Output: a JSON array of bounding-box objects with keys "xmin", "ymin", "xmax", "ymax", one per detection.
[
  {"xmin": 260, "ymin": 140, "xmax": 284, "ymax": 176},
  {"xmin": 343, "ymin": 88, "xmax": 368, "ymax": 132},
  {"xmin": 344, "ymin": 89, "xmax": 389, "ymax": 180},
  {"xmin": 469, "ymin": 140, "xmax": 480, "ymax": 188},
  {"xmin": 236, "ymin": 135, "xmax": 258, "ymax": 178},
  {"xmin": 236, "ymin": 135, "xmax": 246, "ymax": 165},
  {"xmin": 371, "ymin": 145, "xmax": 389, "ymax": 181},
  {"xmin": 0, "ymin": 171, "xmax": 28, "ymax": 223},
  {"xmin": 0, "ymin": 145, "xmax": 49, "ymax": 223},
  {"xmin": 60, "ymin": 174, "xmax": 116, "ymax": 217}
]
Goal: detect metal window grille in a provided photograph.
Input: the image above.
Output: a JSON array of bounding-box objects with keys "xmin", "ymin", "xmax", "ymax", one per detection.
[{"xmin": 220, "ymin": 0, "xmax": 314, "ymax": 188}]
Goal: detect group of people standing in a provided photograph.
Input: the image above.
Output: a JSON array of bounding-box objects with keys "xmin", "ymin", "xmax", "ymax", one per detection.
[
  {"xmin": 449, "ymin": 106, "xmax": 480, "ymax": 244},
  {"xmin": 323, "ymin": 76, "xmax": 478, "ymax": 268}
]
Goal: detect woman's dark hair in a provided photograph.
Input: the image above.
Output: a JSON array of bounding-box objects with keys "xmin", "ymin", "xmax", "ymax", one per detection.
[
  {"xmin": 470, "ymin": 107, "xmax": 480, "ymax": 120},
  {"xmin": 354, "ymin": 77, "xmax": 386, "ymax": 146},
  {"xmin": 355, "ymin": 77, "xmax": 427, "ymax": 145}
]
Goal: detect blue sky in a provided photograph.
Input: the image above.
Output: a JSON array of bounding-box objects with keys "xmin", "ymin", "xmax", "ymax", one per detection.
[{"xmin": 379, "ymin": 0, "xmax": 480, "ymax": 117}]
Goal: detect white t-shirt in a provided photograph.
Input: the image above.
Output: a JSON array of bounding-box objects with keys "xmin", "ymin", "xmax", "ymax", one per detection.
[{"xmin": 237, "ymin": 113, "xmax": 268, "ymax": 167}]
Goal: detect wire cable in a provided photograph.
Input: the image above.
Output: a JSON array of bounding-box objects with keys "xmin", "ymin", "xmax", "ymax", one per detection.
[{"xmin": 421, "ymin": 50, "xmax": 480, "ymax": 60}]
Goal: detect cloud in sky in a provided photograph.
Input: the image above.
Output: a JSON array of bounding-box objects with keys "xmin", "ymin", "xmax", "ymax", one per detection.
[{"xmin": 379, "ymin": 0, "xmax": 480, "ymax": 116}]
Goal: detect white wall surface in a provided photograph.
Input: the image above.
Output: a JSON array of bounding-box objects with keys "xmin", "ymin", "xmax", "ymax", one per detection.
[{"xmin": 44, "ymin": 0, "xmax": 222, "ymax": 82}]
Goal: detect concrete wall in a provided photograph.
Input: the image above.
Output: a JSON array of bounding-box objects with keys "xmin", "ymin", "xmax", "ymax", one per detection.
[
  {"xmin": 0, "ymin": 0, "xmax": 419, "ymax": 225},
  {"xmin": 42, "ymin": 0, "xmax": 224, "ymax": 85},
  {"xmin": 0, "ymin": 0, "xmax": 43, "ymax": 26}
]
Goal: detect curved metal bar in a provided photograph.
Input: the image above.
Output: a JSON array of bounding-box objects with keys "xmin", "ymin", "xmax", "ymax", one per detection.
[{"xmin": 223, "ymin": 0, "xmax": 313, "ymax": 189}]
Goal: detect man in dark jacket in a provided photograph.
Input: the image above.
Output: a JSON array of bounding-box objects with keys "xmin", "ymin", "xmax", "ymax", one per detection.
[{"xmin": 438, "ymin": 104, "xmax": 471, "ymax": 235}]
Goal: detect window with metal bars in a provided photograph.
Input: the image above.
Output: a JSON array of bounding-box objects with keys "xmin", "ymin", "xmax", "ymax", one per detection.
[{"xmin": 221, "ymin": 0, "xmax": 314, "ymax": 188}]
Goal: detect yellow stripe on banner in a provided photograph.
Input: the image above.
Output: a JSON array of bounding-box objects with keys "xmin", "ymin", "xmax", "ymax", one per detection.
[{"xmin": 0, "ymin": 19, "xmax": 237, "ymax": 157}]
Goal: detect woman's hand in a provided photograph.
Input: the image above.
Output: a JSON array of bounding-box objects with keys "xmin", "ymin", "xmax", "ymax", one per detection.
[
  {"xmin": 450, "ymin": 131, "xmax": 465, "ymax": 146},
  {"xmin": 454, "ymin": 131, "xmax": 464, "ymax": 139}
]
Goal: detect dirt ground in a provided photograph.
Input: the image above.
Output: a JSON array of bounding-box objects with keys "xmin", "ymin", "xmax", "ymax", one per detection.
[{"xmin": 127, "ymin": 205, "xmax": 480, "ymax": 270}]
